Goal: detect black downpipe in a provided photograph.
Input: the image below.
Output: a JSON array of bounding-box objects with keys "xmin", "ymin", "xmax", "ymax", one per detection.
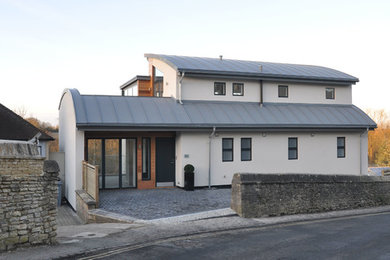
[{"xmin": 260, "ymin": 80, "xmax": 263, "ymax": 106}]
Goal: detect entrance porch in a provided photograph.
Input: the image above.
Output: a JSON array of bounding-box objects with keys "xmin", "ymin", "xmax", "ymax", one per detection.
[{"xmin": 85, "ymin": 131, "xmax": 176, "ymax": 190}]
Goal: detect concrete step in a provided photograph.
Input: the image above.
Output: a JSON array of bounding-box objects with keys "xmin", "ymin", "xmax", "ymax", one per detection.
[{"xmin": 88, "ymin": 209, "xmax": 139, "ymax": 224}]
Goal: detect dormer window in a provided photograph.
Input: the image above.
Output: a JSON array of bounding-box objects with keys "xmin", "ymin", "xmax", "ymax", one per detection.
[
  {"xmin": 233, "ymin": 83, "xmax": 244, "ymax": 96},
  {"xmin": 214, "ymin": 82, "xmax": 226, "ymax": 95},
  {"xmin": 326, "ymin": 88, "xmax": 335, "ymax": 99},
  {"xmin": 278, "ymin": 85, "xmax": 288, "ymax": 98}
]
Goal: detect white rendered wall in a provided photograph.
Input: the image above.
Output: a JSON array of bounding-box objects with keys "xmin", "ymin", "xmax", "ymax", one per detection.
[
  {"xmin": 38, "ymin": 141, "xmax": 49, "ymax": 158},
  {"xmin": 177, "ymin": 131, "xmax": 367, "ymax": 187},
  {"xmin": 263, "ymin": 82, "xmax": 352, "ymax": 104},
  {"xmin": 180, "ymin": 77, "xmax": 352, "ymax": 104},
  {"xmin": 148, "ymin": 58, "xmax": 178, "ymax": 98},
  {"xmin": 59, "ymin": 91, "xmax": 85, "ymax": 209},
  {"xmin": 181, "ymin": 78, "xmax": 261, "ymax": 102},
  {"xmin": 175, "ymin": 132, "xmax": 210, "ymax": 187}
]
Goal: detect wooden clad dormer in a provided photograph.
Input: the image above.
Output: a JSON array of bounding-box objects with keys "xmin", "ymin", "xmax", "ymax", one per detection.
[{"xmin": 120, "ymin": 75, "xmax": 162, "ymax": 97}]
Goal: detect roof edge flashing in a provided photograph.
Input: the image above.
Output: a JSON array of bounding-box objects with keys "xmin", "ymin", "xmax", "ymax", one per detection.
[
  {"xmin": 144, "ymin": 53, "xmax": 180, "ymax": 72},
  {"xmin": 182, "ymin": 70, "xmax": 358, "ymax": 84}
]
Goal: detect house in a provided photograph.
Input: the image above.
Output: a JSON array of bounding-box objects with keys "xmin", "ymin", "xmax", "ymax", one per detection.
[
  {"xmin": 0, "ymin": 103, "xmax": 54, "ymax": 157},
  {"xmin": 59, "ymin": 54, "xmax": 376, "ymax": 209}
]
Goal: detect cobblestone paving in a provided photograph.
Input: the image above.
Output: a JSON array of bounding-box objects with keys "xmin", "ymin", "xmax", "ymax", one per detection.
[{"xmin": 99, "ymin": 188, "xmax": 231, "ymax": 220}]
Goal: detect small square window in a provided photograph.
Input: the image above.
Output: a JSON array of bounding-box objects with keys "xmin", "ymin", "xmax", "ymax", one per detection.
[
  {"xmin": 233, "ymin": 83, "xmax": 244, "ymax": 96},
  {"xmin": 278, "ymin": 85, "xmax": 288, "ymax": 98},
  {"xmin": 326, "ymin": 88, "xmax": 335, "ymax": 99},
  {"xmin": 214, "ymin": 82, "xmax": 226, "ymax": 95}
]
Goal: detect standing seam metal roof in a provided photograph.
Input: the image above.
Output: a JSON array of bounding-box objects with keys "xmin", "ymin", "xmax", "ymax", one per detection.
[
  {"xmin": 66, "ymin": 89, "xmax": 376, "ymax": 130},
  {"xmin": 144, "ymin": 54, "xmax": 359, "ymax": 84}
]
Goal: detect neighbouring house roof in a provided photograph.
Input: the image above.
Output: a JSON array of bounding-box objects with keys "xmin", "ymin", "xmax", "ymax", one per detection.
[
  {"xmin": 67, "ymin": 89, "xmax": 376, "ymax": 131},
  {"xmin": 119, "ymin": 75, "xmax": 163, "ymax": 90},
  {"xmin": 0, "ymin": 103, "xmax": 54, "ymax": 141},
  {"xmin": 144, "ymin": 54, "xmax": 358, "ymax": 85}
]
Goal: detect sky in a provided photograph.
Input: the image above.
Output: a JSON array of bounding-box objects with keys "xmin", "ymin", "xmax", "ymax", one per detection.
[{"xmin": 0, "ymin": 0, "xmax": 389, "ymax": 125}]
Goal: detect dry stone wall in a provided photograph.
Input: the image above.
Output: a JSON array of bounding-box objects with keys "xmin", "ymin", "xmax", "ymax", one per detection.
[
  {"xmin": 0, "ymin": 142, "xmax": 59, "ymax": 251},
  {"xmin": 231, "ymin": 173, "xmax": 390, "ymax": 218}
]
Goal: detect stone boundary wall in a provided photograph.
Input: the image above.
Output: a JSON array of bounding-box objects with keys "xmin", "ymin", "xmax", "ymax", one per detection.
[
  {"xmin": 231, "ymin": 173, "xmax": 390, "ymax": 218},
  {"xmin": 0, "ymin": 158, "xmax": 59, "ymax": 251}
]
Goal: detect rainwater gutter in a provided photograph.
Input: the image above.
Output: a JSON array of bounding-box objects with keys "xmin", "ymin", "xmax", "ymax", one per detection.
[{"xmin": 208, "ymin": 126, "xmax": 216, "ymax": 188}]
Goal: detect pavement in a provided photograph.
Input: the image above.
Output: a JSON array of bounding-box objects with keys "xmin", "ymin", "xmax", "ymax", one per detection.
[
  {"xmin": 97, "ymin": 211, "xmax": 390, "ymax": 259},
  {"xmin": 57, "ymin": 204, "xmax": 82, "ymax": 226},
  {"xmin": 99, "ymin": 187, "xmax": 231, "ymax": 220},
  {"xmin": 2, "ymin": 205, "xmax": 390, "ymax": 260}
]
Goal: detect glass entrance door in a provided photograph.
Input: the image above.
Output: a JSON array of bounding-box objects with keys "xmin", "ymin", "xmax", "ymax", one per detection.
[
  {"xmin": 104, "ymin": 139, "xmax": 120, "ymax": 188},
  {"xmin": 121, "ymin": 139, "xmax": 136, "ymax": 188},
  {"xmin": 87, "ymin": 139, "xmax": 102, "ymax": 189},
  {"xmin": 87, "ymin": 138, "xmax": 136, "ymax": 189}
]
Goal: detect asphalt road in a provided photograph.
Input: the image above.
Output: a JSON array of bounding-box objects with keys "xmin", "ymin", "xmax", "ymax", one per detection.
[{"xmin": 79, "ymin": 212, "xmax": 390, "ymax": 260}]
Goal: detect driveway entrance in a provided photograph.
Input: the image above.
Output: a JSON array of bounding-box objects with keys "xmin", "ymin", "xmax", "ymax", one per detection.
[{"xmin": 99, "ymin": 188, "xmax": 231, "ymax": 220}]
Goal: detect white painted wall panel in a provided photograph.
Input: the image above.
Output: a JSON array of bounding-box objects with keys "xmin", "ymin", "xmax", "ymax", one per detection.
[
  {"xmin": 177, "ymin": 131, "xmax": 367, "ymax": 187},
  {"xmin": 263, "ymin": 82, "xmax": 352, "ymax": 104},
  {"xmin": 59, "ymin": 91, "xmax": 84, "ymax": 209},
  {"xmin": 176, "ymin": 132, "xmax": 211, "ymax": 187},
  {"xmin": 182, "ymin": 78, "xmax": 260, "ymax": 102},
  {"xmin": 180, "ymin": 77, "xmax": 352, "ymax": 104},
  {"xmin": 148, "ymin": 58, "xmax": 178, "ymax": 98}
]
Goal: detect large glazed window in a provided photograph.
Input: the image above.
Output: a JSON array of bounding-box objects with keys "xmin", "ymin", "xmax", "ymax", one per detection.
[
  {"xmin": 222, "ymin": 138, "xmax": 233, "ymax": 162},
  {"xmin": 288, "ymin": 137, "xmax": 298, "ymax": 160},
  {"xmin": 87, "ymin": 139, "xmax": 103, "ymax": 189},
  {"xmin": 142, "ymin": 138, "xmax": 151, "ymax": 180},
  {"xmin": 105, "ymin": 139, "xmax": 120, "ymax": 188},
  {"xmin": 121, "ymin": 139, "xmax": 137, "ymax": 188}
]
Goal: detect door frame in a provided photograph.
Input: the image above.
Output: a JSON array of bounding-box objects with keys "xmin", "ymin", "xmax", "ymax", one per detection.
[{"xmin": 155, "ymin": 137, "xmax": 176, "ymax": 187}]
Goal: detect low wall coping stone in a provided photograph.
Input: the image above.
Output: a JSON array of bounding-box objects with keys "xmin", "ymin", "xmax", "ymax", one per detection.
[
  {"xmin": 233, "ymin": 173, "xmax": 390, "ymax": 184},
  {"xmin": 76, "ymin": 190, "xmax": 96, "ymax": 206},
  {"xmin": 43, "ymin": 160, "xmax": 60, "ymax": 173}
]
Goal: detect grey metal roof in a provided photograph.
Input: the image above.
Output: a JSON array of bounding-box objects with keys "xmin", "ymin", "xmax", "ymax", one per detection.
[
  {"xmin": 145, "ymin": 54, "xmax": 358, "ymax": 84},
  {"xmin": 67, "ymin": 89, "xmax": 376, "ymax": 130}
]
